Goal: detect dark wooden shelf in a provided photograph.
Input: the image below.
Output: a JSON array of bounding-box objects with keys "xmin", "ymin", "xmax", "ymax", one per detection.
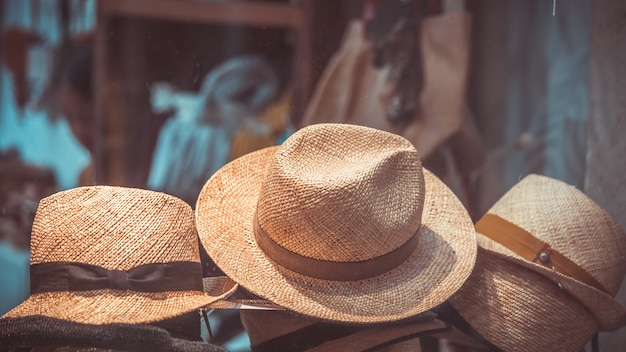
[{"xmin": 99, "ymin": 0, "xmax": 303, "ymax": 28}]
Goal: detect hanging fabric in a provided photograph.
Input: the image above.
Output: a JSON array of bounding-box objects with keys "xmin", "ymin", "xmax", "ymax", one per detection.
[{"xmin": 300, "ymin": 4, "xmax": 471, "ymax": 160}]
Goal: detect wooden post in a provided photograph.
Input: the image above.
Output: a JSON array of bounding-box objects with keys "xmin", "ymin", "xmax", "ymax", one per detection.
[{"xmin": 586, "ymin": 0, "xmax": 626, "ymax": 350}]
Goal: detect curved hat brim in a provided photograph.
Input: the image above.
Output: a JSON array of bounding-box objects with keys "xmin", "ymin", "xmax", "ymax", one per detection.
[
  {"xmin": 476, "ymin": 233, "xmax": 626, "ymax": 330},
  {"xmin": 1, "ymin": 278, "xmax": 237, "ymax": 325},
  {"xmin": 450, "ymin": 246, "xmax": 600, "ymax": 352},
  {"xmin": 195, "ymin": 146, "xmax": 477, "ymax": 324}
]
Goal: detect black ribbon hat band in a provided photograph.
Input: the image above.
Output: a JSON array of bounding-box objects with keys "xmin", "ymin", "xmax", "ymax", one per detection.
[{"xmin": 30, "ymin": 261, "xmax": 204, "ymax": 294}]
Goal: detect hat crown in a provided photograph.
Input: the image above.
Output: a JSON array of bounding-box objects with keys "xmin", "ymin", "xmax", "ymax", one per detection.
[
  {"xmin": 488, "ymin": 174, "xmax": 626, "ymax": 295},
  {"xmin": 30, "ymin": 186, "xmax": 200, "ymax": 269},
  {"xmin": 256, "ymin": 123, "xmax": 424, "ymax": 262}
]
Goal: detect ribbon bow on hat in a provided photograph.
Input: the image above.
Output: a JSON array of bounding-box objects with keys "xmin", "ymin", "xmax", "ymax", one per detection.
[{"xmin": 1, "ymin": 186, "xmax": 237, "ymax": 326}]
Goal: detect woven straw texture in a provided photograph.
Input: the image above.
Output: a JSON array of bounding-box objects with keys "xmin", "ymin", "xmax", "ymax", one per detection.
[
  {"xmin": 2, "ymin": 186, "xmax": 236, "ymax": 325},
  {"xmin": 196, "ymin": 123, "xmax": 477, "ymax": 324},
  {"xmin": 477, "ymin": 174, "xmax": 626, "ymax": 330},
  {"xmin": 0, "ymin": 315, "xmax": 226, "ymax": 352},
  {"xmin": 241, "ymin": 309, "xmax": 438, "ymax": 352},
  {"xmin": 450, "ymin": 246, "xmax": 599, "ymax": 352}
]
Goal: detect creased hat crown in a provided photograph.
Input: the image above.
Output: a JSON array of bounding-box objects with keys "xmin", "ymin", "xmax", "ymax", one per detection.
[{"xmin": 256, "ymin": 124, "xmax": 424, "ymax": 262}]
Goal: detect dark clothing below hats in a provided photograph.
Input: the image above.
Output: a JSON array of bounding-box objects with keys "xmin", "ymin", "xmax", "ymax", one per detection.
[{"xmin": 0, "ymin": 315, "xmax": 226, "ymax": 352}]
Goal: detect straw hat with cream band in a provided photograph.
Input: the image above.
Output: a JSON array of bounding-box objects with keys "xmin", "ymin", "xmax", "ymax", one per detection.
[
  {"xmin": 459, "ymin": 174, "xmax": 626, "ymax": 330},
  {"xmin": 195, "ymin": 123, "xmax": 477, "ymax": 324},
  {"xmin": 444, "ymin": 174, "xmax": 626, "ymax": 351},
  {"xmin": 1, "ymin": 186, "xmax": 237, "ymax": 328}
]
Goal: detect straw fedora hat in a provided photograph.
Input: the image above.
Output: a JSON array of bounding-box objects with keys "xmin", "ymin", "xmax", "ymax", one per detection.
[
  {"xmin": 460, "ymin": 174, "xmax": 626, "ymax": 331},
  {"xmin": 241, "ymin": 309, "xmax": 449, "ymax": 352},
  {"xmin": 195, "ymin": 123, "xmax": 477, "ymax": 324},
  {"xmin": 446, "ymin": 246, "xmax": 600, "ymax": 352},
  {"xmin": 452, "ymin": 175, "xmax": 626, "ymax": 336},
  {"xmin": 0, "ymin": 315, "xmax": 227, "ymax": 352},
  {"xmin": 1, "ymin": 186, "xmax": 237, "ymax": 325}
]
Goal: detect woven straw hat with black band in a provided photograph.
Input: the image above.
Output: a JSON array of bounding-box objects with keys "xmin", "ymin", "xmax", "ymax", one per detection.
[
  {"xmin": 448, "ymin": 174, "xmax": 626, "ymax": 351},
  {"xmin": 1, "ymin": 186, "xmax": 237, "ymax": 327},
  {"xmin": 196, "ymin": 123, "xmax": 477, "ymax": 324}
]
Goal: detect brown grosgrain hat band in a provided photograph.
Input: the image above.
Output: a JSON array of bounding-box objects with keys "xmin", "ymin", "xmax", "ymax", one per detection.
[
  {"xmin": 30, "ymin": 262, "xmax": 203, "ymax": 294},
  {"xmin": 475, "ymin": 213, "xmax": 608, "ymax": 294},
  {"xmin": 253, "ymin": 213, "xmax": 420, "ymax": 281}
]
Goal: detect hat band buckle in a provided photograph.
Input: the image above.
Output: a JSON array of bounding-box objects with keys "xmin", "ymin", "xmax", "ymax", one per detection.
[{"xmin": 475, "ymin": 213, "xmax": 608, "ymax": 294}]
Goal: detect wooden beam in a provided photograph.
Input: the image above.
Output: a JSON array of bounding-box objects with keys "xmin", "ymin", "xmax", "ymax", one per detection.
[
  {"xmin": 100, "ymin": 0, "xmax": 302, "ymax": 28},
  {"xmin": 93, "ymin": 5, "xmax": 107, "ymax": 185},
  {"xmin": 586, "ymin": 2, "xmax": 626, "ymax": 349}
]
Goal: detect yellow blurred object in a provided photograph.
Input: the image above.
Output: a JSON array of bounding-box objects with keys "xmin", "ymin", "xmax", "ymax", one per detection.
[{"xmin": 228, "ymin": 87, "xmax": 293, "ymax": 161}]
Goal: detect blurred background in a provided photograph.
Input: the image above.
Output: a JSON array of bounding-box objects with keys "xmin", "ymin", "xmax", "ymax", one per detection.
[{"xmin": 0, "ymin": 0, "xmax": 624, "ymax": 351}]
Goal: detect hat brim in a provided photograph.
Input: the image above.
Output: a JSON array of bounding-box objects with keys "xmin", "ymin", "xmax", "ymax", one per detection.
[
  {"xmin": 450, "ymin": 247, "xmax": 599, "ymax": 352},
  {"xmin": 2, "ymin": 277, "xmax": 237, "ymax": 325},
  {"xmin": 196, "ymin": 146, "xmax": 477, "ymax": 324},
  {"xmin": 476, "ymin": 232, "xmax": 626, "ymax": 330}
]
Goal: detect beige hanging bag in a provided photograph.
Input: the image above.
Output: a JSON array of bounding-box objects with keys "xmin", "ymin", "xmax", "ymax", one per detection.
[{"xmin": 301, "ymin": 11, "xmax": 471, "ymax": 160}]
